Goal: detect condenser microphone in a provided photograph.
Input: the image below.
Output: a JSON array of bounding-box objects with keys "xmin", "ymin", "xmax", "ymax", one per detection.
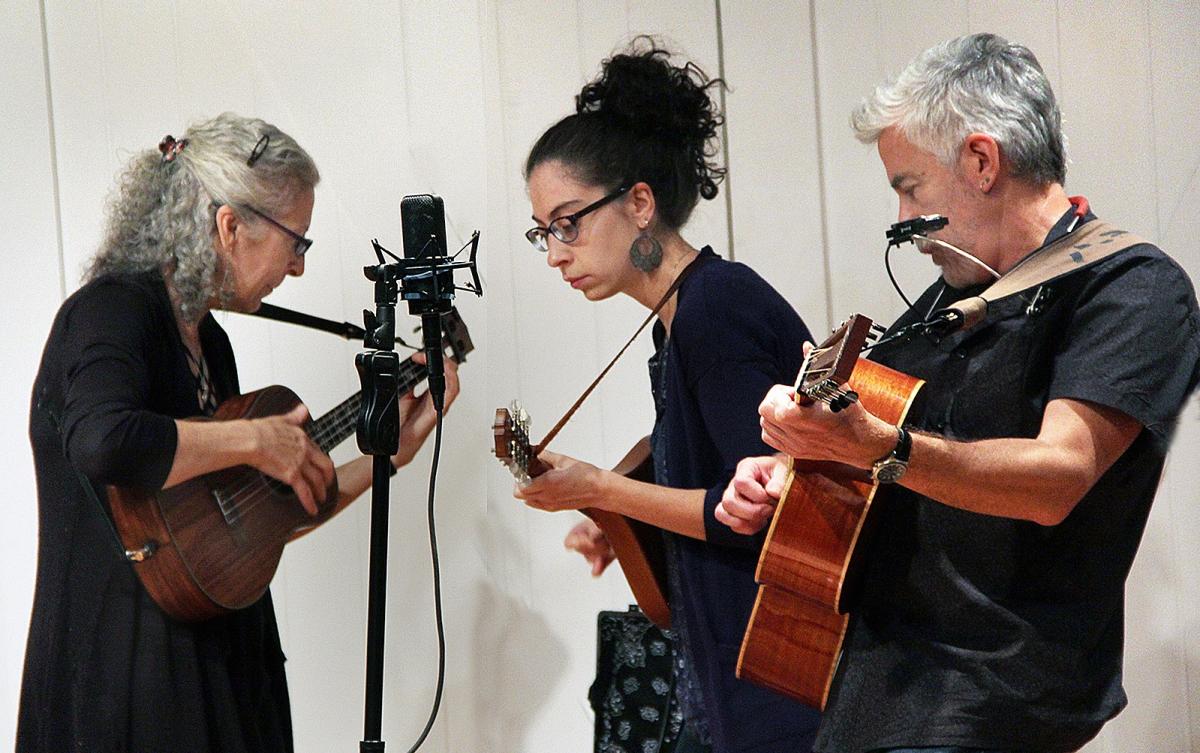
[{"xmin": 400, "ymin": 194, "xmax": 453, "ymax": 411}]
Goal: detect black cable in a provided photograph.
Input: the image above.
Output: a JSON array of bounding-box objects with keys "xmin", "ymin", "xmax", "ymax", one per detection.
[
  {"xmin": 404, "ymin": 406, "xmax": 446, "ymax": 753},
  {"xmin": 883, "ymin": 242, "xmax": 915, "ymax": 308}
]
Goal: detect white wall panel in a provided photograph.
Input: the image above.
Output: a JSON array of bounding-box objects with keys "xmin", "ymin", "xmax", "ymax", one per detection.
[
  {"xmin": 0, "ymin": 1, "xmax": 69, "ymax": 747},
  {"xmin": 721, "ymin": 1, "xmax": 828, "ymax": 330}
]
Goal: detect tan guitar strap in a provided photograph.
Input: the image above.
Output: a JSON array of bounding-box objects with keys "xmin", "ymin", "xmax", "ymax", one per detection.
[
  {"xmin": 946, "ymin": 219, "xmax": 1149, "ymax": 331},
  {"xmin": 533, "ymin": 250, "xmax": 710, "ymax": 456}
]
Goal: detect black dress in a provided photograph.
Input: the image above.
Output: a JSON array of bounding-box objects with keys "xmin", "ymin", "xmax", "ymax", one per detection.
[{"xmin": 18, "ymin": 272, "xmax": 293, "ymax": 753}]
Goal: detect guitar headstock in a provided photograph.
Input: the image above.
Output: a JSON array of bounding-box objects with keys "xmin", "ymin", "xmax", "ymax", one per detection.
[
  {"xmin": 796, "ymin": 314, "xmax": 876, "ymax": 412},
  {"xmin": 493, "ymin": 402, "xmax": 536, "ymax": 483}
]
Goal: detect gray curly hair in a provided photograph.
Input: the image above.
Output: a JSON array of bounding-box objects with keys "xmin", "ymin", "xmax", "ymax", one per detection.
[
  {"xmin": 850, "ymin": 33, "xmax": 1066, "ymax": 186},
  {"xmin": 87, "ymin": 112, "xmax": 320, "ymax": 322}
]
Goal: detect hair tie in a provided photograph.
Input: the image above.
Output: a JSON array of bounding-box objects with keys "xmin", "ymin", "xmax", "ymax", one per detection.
[
  {"xmin": 158, "ymin": 135, "xmax": 188, "ymax": 164},
  {"xmin": 247, "ymin": 133, "xmax": 270, "ymax": 166}
]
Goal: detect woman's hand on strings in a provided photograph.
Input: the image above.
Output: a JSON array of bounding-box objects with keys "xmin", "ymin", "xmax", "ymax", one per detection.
[
  {"xmin": 250, "ymin": 403, "xmax": 335, "ymax": 516},
  {"xmin": 513, "ymin": 450, "xmax": 608, "ymax": 513}
]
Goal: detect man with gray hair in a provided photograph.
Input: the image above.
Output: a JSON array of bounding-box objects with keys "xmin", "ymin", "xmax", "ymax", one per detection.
[{"xmin": 716, "ymin": 33, "xmax": 1199, "ymax": 752}]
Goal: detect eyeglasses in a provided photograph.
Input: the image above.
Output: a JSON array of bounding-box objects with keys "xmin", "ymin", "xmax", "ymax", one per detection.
[
  {"xmin": 243, "ymin": 205, "xmax": 314, "ymax": 258},
  {"xmin": 525, "ymin": 184, "xmax": 631, "ymax": 252}
]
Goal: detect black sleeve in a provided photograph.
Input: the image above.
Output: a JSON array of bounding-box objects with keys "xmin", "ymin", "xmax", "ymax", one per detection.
[
  {"xmin": 1049, "ymin": 248, "xmax": 1200, "ymax": 442},
  {"xmin": 675, "ymin": 265, "xmax": 810, "ymax": 550},
  {"xmin": 58, "ymin": 280, "xmax": 179, "ymax": 489}
]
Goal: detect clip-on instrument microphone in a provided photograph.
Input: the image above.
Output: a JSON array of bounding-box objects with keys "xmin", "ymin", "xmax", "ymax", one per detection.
[{"xmin": 872, "ymin": 214, "xmax": 988, "ymax": 350}]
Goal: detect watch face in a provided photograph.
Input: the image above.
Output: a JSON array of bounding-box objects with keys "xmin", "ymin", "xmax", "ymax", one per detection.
[{"xmin": 873, "ymin": 460, "xmax": 907, "ymax": 484}]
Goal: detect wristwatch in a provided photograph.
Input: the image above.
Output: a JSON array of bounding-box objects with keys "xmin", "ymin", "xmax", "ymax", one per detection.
[{"xmin": 870, "ymin": 425, "xmax": 911, "ymax": 484}]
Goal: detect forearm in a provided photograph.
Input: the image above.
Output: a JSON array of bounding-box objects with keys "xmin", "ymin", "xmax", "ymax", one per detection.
[
  {"xmin": 289, "ymin": 454, "xmax": 375, "ymax": 541},
  {"xmin": 901, "ymin": 432, "xmax": 1096, "ymax": 525},
  {"xmin": 163, "ymin": 418, "xmax": 260, "ymax": 489},
  {"xmin": 594, "ymin": 472, "xmax": 707, "ymax": 541}
]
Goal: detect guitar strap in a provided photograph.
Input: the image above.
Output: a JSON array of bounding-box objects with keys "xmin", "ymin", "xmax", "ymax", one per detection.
[
  {"xmin": 245, "ymin": 302, "xmax": 368, "ymax": 341},
  {"xmin": 945, "ymin": 219, "xmax": 1149, "ymax": 331},
  {"xmin": 533, "ymin": 250, "xmax": 711, "ymax": 456}
]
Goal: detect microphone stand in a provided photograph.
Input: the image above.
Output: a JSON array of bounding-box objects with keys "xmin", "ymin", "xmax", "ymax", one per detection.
[
  {"xmin": 354, "ymin": 221, "xmax": 481, "ymax": 753},
  {"xmin": 356, "ymin": 265, "xmax": 403, "ymax": 753}
]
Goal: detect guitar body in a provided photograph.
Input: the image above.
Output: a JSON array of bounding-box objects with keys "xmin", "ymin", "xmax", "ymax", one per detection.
[
  {"xmin": 737, "ymin": 357, "xmax": 923, "ymax": 708},
  {"xmin": 582, "ymin": 437, "xmax": 671, "ymax": 629},
  {"xmin": 108, "ymin": 386, "xmax": 339, "ymax": 622},
  {"xmin": 493, "ymin": 409, "xmax": 671, "ymax": 629}
]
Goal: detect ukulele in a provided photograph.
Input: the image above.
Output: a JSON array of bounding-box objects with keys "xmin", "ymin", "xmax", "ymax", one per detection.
[
  {"xmin": 108, "ymin": 309, "xmax": 473, "ymax": 622},
  {"xmin": 736, "ymin": 314, "xmax": 924, "ymax": 709},
  {"xmin": 492, "ymin": 404, "xmax": 671, "ymax": 628}
]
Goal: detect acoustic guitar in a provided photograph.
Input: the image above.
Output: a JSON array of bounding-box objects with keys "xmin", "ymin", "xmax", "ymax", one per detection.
[
  {"xmin": 736, "ymin": 314, "xmax": 924, "ymax": 709},
  {"xmin": 108, "ymin": 309, "xmax": 473, "ymax": 622},
  {"xmin": 492, "ymin": 404, "xmax": 671, "ymax": 628}
]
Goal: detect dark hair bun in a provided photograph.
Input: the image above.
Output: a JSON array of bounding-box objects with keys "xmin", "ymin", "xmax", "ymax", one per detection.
[
  {"xmin": 576, "ymin": 38, "xmax": 725, "ymax": 205},
  {"xmin": 525, "ymin": 37, "xmax": 726, "ymax": 229}
]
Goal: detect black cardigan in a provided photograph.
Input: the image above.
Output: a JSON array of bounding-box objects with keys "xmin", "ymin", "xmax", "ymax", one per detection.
[
  {"xmin": 19, "ymin": 272, "xmax": 293, "ymax": 753},
  {"xmin": 650, "ymin": 248, "xmax": 821, "ymax": 752}
]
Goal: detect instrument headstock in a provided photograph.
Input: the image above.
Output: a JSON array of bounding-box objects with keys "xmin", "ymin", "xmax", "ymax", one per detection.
[
  {"xmin": 493, "ymin": 402, "xmax": 540, "ymax": 482},
  {"xmin": 795, "ymin": 314, "xmax": 878, "ymax": 412}
]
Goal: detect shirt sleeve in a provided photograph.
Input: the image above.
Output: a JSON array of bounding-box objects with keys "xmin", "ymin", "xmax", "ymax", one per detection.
[
  {"xmin": 1048, "ymin": 247, "xmax": 1200, "ymax": 443},
  {"xmin": 674, "ymin": 264, "xmax": 811, "ymax": 550},
  {"xmin": 58, "ymin": 279, "xmax": 179, "ymax": 489}
]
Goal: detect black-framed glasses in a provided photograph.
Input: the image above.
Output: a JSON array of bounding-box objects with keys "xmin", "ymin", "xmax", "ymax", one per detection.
[
  {"xmin": 243, "ymin": 205, "xmax": 313, "ymax": 258},
  {"xmin": 525, "ymin": 184, "xmax": 631, "ymax": 252}
]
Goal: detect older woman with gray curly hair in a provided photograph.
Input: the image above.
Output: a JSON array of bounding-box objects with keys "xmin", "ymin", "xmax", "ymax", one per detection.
[{"xmin": 18, "ymin": 112, "xmax": 457, "ymax": 753}]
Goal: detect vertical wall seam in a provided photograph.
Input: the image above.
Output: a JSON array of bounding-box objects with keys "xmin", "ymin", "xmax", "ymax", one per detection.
[
  {"xmin": 807, "ymin": 0, "xmax": 834, "ymax": 332},
  {"xmin": 1055, "ymin": 0, "xmax": 1067, "ymax": 174},
  {"xmin": 1145, "ymin": 5, "xmax": 1162, "ymax": 244},
  {"xmin": 494, "ymin": 0, "xmax": 536, "ymax": 600},
  {"xmin": 705, "ymin": 0, "xmax": 734, "ymax": 261},
  {"xmin": 38, "ymin": 0, "xmax": 66, "ymax": 300},
  {"xmin": 713, "ymin": 0, "xmax": 734, "ymax": 260},
  {"xmin": 1144, "ymin": 8, "xmax": 1189, "ymax": 748}
]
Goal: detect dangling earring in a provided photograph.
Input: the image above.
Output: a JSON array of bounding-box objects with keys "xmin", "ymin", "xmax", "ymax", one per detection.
[{"xmin": 629, "ymin": 224, "xmax": 663, "ymax": 272}]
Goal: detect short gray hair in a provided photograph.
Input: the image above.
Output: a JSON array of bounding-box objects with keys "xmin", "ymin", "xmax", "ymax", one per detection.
[
  {"xmin": 87, "ymin": 112, "xmax": 320, "ymax": 322},
  {"xmin": 851, "ymin": 33, "xmax": 1066, "ymax": 186}
]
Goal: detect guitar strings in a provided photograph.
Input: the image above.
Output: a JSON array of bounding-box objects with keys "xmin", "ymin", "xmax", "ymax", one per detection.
[
  {"xmin": 214, "ymin": 359, "xmax": 428, "ymax": 526},
  {"xmin": 215, "ymin": 393, "xmax": 367, "ymax": 525}
]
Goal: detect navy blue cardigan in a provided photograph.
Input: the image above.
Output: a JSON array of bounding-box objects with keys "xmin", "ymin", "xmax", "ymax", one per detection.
[{"xmin": 650, "ymin": 248, "xmax": 820, "ymax": 752}]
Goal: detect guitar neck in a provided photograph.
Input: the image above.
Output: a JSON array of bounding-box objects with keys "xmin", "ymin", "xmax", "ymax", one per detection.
[{"xmin": 308, "ymin": 357, "xmax": 428, "ymax": 454}]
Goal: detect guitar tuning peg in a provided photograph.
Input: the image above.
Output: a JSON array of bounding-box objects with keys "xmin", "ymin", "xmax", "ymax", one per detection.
[{"xmin": 826, "ymin": 388, "xmax": 860, "ymax": 413}]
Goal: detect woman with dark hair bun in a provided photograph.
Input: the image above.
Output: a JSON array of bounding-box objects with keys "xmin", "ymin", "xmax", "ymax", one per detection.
[{"xmin": 514, "ymin": 39, "xmax": 820, "ymax": 753}]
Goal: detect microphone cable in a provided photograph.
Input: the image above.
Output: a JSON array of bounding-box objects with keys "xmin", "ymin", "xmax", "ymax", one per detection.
[
  {"xmin": 883, "ymin": 242, "xmax": 915, "ymax": 308},
  {"xmin": 404, "ymin": 405, "xmax": 446, "ymax": 753}
]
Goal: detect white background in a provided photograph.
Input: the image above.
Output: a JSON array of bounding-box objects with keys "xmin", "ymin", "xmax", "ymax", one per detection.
[{"xmin": 3, "ymin": 1, "xmax": 1198, "ymax": 752}]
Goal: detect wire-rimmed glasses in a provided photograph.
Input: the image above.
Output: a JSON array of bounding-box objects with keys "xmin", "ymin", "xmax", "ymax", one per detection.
[{"xmin": 243, "ymin": 205, "xmax": 314, "ymax": 258}]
